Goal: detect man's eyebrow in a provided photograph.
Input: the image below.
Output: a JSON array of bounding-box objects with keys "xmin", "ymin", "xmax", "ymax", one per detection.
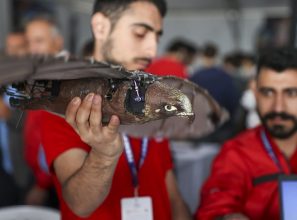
[
  {"xmin": 131, "ymin": 23, "xmax": 163, "ymax": 36},
  {"xmin": 284, "ymin": 87, "xmax": 297, "ymax": 92}
]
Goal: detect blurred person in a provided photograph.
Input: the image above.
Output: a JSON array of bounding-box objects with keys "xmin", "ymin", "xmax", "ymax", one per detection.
[
  {"xmin": 223, "ymin": 52, "xmax": 242, "ymax": 76},
  {"xmin": 25, "ymin": 17, "xmax": 63, "ymax": 55},
  {"xmin": 223, "ymin": 52, "xmax": 258, "ymax": 133},
  {"xmin": 40, "ymin": 0, "xmax": 192, "ymax": 219},
  {"xmin": 190, "ymin": 43, "xmax": 240, "ymax": 142},
  {"xmin": 200, "ymin": 42, "xmax": 218, "ymax": 68},
  {"xmin": 0, "ymin": 92, "xmax": 20, "ymax": 207},
  {"xmin": 239, "ymin": 53, "xmax": 256, "ymax": 80},
  {"xmin": 146, "ymin": 38, "xmax": 198, "ymax": 78},
  {"xmin": 223, "ymin": 52, "xmax": 256, "ymax": 81},
  {"xmin": 24, "ymin": 16, "xmax": 63, "ymax": 208},
  {"xmin": 5, "ymin": 31, "xmax": 28, "ymax": 56},
  {"xmin": 0, "ymin": 31, "xmax": 30, "ymax": 207},
  {"xmin": 196, "ymin": 48, "xmax": 297, "ymax": 220}
]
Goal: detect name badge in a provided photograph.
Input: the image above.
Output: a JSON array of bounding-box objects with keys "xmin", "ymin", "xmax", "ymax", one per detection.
[{"xmin": 121, "ymin": 197, "xmax": 153, "ymax": 220}]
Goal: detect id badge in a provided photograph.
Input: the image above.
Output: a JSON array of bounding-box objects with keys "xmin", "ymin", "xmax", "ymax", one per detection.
[{"xmin": 121, "ymin": 196, "xmax": 153, "ymax": 220}]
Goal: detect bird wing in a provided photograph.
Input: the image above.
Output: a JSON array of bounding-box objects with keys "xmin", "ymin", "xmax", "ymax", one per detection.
[
  {"xmin": 0, "ymin": 56, "xmax": 131, "ymax": 86},
  {"xmin": 119, "ymin": 76, "xmax": 229, "ymax": 139}
]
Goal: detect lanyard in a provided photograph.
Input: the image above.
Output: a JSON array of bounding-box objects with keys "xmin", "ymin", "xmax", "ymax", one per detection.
[
  {"xmin": 260, "ymin": 130, "xmax": 283, "ymax": 172},
  {"xmin": 122, "ymin": 134, "xmax": 149, "ymax": 192}
]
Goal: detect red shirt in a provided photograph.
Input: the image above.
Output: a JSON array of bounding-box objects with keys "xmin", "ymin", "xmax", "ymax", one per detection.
[
  {"xmin": 196, "ymin": 126, "xmax": 297, "ymax": 220},
  {"xmin": 41, "ymin": 111, "xmax": 173, "ymax": 220},
  {"xmin": 146, "ymin": 56, "xmax": 188, "ymax": 79},
  {"xmin": 24, "ymin": 110, "xmax": 52, "ymax": 189}
]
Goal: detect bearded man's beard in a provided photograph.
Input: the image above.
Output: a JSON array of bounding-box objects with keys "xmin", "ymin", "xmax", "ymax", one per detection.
[{"xmin": 260, "ymin": 111, "xmax": 297, "ymax": 139}]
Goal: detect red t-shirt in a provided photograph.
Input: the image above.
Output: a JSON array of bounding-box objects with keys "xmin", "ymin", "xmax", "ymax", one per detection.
[
  {"xmin": 196, "ymin": 126, "xmax": 297, "ymax": 220},
  {"xmin": 41, "ymin": 111, "xmax": 173, "ymax": 220},
  {"xmin": 146, "ymin": 56, "xmax": 188, "ymax": 79},
  {"xmin": 24, "ymin": 110, "xmax": 52, "ymax": 189}
]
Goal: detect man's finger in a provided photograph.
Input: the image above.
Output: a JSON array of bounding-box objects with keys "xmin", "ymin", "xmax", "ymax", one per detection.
[
  {"xmin": 65, "ymin": 97, "xmax": 81, "ymax": 131},
  {"xmin": 76, "ymin": 93, "xmax": 94, "ymax": 135},
  {"xmin": 106, "ymin": 115, "xmax": 120, "ymax": 134},
  {"xmin": 89, "ymin": 94, "xmax": 102, "ymax": 132}
]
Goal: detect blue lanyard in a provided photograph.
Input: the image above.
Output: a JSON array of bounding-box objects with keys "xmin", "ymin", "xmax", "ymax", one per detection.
[
  {"xmin": 122, "ymin": 134, "xmax": 149, "ymax": 189},
  {"xmin": 260, "ymin": 130, "xmax": 283, "ymax": 172}
]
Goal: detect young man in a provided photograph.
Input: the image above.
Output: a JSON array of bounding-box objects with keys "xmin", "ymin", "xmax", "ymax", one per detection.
[
  {"xmin": 196, "ymin": 48, "xmax": 297, "ymax": 220},
  {"xmin": 41, "ymin": 1, "xmax": 191, "ymax": 219}
]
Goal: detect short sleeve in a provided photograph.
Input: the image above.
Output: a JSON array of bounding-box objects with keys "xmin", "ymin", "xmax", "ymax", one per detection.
[{"xmin": 40, "ymin": 111, "xmax": 90, "ymax": 172}]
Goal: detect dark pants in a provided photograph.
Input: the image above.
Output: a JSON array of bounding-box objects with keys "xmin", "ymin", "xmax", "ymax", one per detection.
[{"xmin": 0, "ymin": 168, "xmax": 20, "ymax": 207}]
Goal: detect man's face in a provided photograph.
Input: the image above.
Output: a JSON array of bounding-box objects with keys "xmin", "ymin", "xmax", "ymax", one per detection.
[
  {"xmin": 256, "ymin": 68, "xmax": 297, "ymax": 139},
  {"xmin": 100, "ymin": 1, "xmax": 163, "ymax": 70},
  {"xmin": 26, "ymin": 20, "xmax": 62, "ymax": 55},
  {"xmin": 5, "ymin": 34, "xmax": 28, "ymax": 56}
]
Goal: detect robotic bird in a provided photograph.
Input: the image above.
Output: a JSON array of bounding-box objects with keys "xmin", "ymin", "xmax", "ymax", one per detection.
[{"xmin": 0, "ymin": 55, "xmax": 228, "ymax": 139}]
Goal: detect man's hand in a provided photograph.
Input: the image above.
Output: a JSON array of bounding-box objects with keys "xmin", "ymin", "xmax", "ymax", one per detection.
[{"xmin": 65, "ymin": 93, "xmax": 123, "ymax": 159}]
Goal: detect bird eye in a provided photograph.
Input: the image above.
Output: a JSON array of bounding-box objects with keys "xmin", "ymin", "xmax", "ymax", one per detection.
[{"xmin": 164, "ymin": 105, "xmax": 177, "ymax": 112}]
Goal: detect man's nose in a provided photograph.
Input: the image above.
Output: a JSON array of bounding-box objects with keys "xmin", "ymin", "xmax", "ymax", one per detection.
[
  {"xmin": 145, "ymin": 35, "xmax": 158, "ymax": 58},
  {"xmin": 273, "ymin": 94, "xmax": 285, "ymax": 112}
]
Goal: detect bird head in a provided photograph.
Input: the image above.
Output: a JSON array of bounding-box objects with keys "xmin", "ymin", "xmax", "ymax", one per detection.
[{"xmin": 123, "ymin": 79, "xmax": 194, "ymax": 124}]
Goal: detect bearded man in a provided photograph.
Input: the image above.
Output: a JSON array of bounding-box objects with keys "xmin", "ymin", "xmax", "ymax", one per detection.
[{"xmin": 196, "ymin": 48, "xmax": 297, "ymax": 220}]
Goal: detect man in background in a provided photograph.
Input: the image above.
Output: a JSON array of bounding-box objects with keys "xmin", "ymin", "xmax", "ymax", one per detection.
[
  {"xmin": 146, "ymin": 38, "xmax": 197, "ymax": 78},
  {"xmin": 0, "ymin": 31, "xmax": 29, "ymax": 206},
  {"xmin": 190, "ymin": 43, "xmax": 240, "ymax": 143},
  {"xmin": 197, "ymin": 48, "xmax": 297, "ymax": 220},
  {"xmin": 23, "ymin": 16, "xmax": 64, "ymax": 208}
]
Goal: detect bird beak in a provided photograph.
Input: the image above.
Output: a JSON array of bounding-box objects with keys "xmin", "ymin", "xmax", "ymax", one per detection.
[{"xmin": 177, "ymin": 112, "xmax": 195, "ymax": 122}]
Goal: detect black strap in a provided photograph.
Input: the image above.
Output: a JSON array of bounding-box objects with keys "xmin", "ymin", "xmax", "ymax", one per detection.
[
  {"xmin": 252, "ymin": 173, "xmax": 282, "ymax": 186},
  {"xmin": 125, "ymin": 80, "xmax": 146, "ymax": 116}
]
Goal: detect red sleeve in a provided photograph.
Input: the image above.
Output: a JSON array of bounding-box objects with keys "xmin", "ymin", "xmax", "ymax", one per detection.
[
  {"xmin": 24, "ymin": 110, "xmax": 53, "ymax": 189},
  {"xmin": 196, "ymin": 142, "xmax": 251, "ymax": 220},
  {"xmin": 40, "ymin": 111, "xmax": 90, "ymax": 173}
]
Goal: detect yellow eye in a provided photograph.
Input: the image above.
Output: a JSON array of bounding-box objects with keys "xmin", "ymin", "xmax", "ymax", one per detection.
[{"xmin": 164, "ymin": 105, "xmax": 177, "ymax": 112}]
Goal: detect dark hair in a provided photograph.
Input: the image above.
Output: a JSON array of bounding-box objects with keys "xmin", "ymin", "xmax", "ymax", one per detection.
[
  {"xmin": 202, "ymin": 42, "xmax": 218, "ymax": 58},
  {"xmin": 257, "ymin": 48, "xmax": 297, "ymax": 75},
  {"xmin": 223, "ymin": 51, "xmax": 243, "ymax": 68},
  {"xmin": 93, "ymin": 0, "xmax": 167, "ymax": 28},
  {"xmin": 241, "ymin": 53, "xmax": 256, "ymax": 64},
  {"xmin": 166, "ymin": 38, "xmax": 197, "ymax": 55}
]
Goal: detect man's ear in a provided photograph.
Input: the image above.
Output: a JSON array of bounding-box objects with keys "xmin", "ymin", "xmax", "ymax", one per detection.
[{"xmin": 91, "ymin": 13, "xmax": 111, "ymax": 41}]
